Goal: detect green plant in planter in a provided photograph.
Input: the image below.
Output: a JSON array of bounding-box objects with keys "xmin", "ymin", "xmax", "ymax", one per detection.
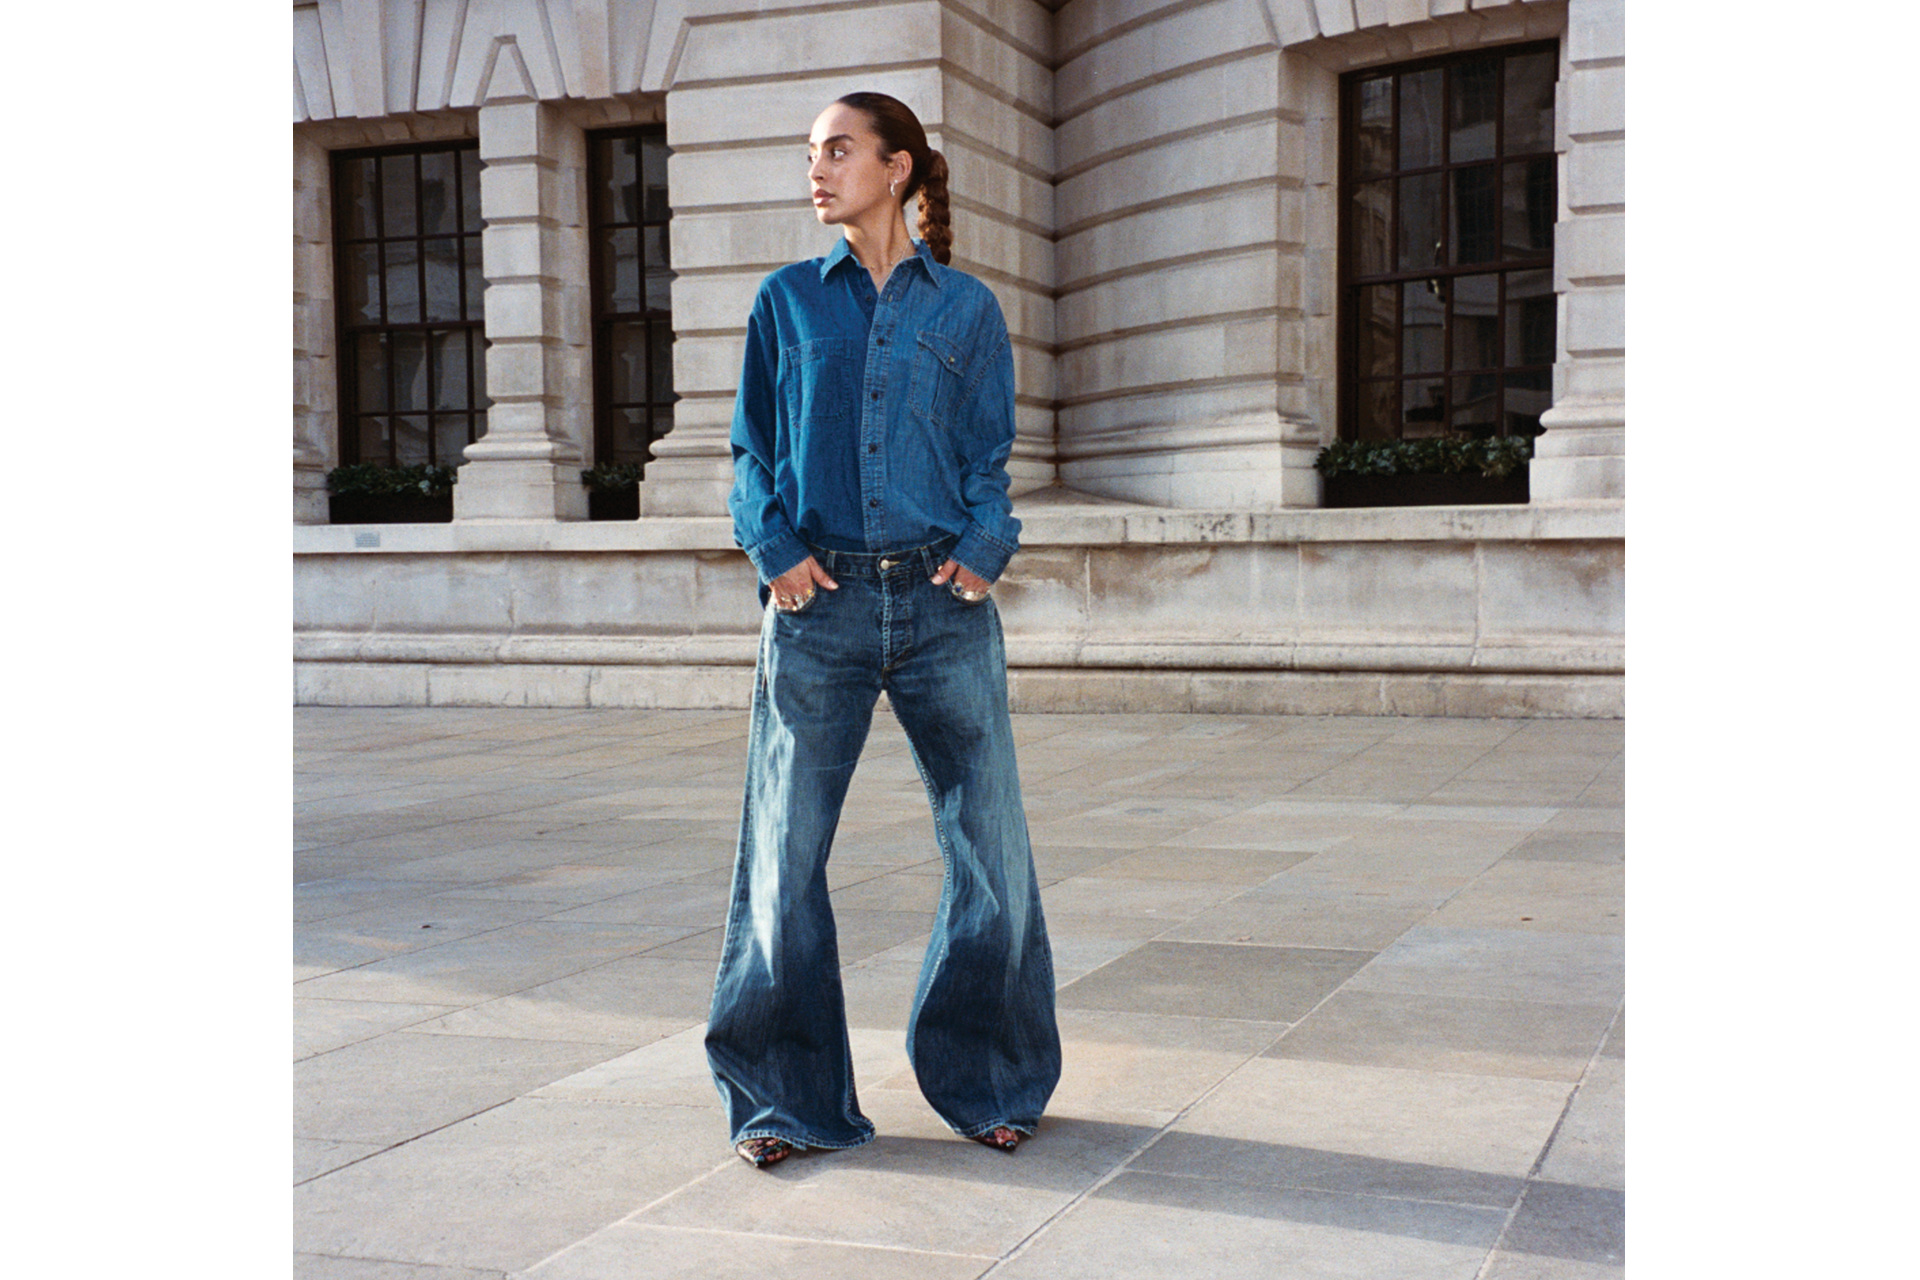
[
  {"xmin": 326, "ymin": 463, "xmax": 458, "ymax": 497},
  {"xmin": 1314, "ymin": 434, "xmax": 1533, "ymax": 480},
  {"xmin": 581, "ymin": 462, "xmax": 644, "ymax": 493}
]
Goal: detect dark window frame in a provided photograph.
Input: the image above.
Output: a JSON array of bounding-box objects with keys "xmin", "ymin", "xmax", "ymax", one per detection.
[
  {"xmin": 330, "ymin": 139, "xmax": 488, "ymax": 469},
  {"xmin": 1336, "ymin": 40, "xmax": 1560, "ymax": 446},
  {"xmin": 587, "ymin": 125, "xmax": 677, "ymax": 471}
]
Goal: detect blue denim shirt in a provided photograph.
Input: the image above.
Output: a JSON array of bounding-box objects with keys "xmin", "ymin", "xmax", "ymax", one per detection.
[{"xmin": 728, "ymin": 237, "xmax": 1021, "ymax": 584}]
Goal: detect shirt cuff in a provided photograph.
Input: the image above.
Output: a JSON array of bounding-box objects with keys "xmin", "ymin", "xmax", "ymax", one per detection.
[
  {"xmin": 745, "ymin": 529, "xmax": 811, "ymax": 583},
  {"xmin": 952, "ymin": 525, "xmax": 1015, "ymax": 584}
]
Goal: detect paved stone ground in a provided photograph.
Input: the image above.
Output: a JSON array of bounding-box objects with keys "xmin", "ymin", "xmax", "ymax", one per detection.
[{"xmin": 294, "ymin": 706, "xmax": 1624, "ymax": 1280}]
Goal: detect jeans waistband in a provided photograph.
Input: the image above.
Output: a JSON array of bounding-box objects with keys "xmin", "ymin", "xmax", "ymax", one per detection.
[{"xmin": 810, "ymin": 533, "xmax": 959, "ymax": 580}]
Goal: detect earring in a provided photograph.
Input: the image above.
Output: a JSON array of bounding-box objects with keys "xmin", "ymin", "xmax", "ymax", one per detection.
[{"xmin": 890, "ymin": 179, "xmax": 898, "ymax": 197}]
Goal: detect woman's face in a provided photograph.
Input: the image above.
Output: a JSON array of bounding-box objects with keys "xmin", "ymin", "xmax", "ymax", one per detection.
[{"xmin": 807, "ymin": 104, "xmax": 908, "ymax": 228}]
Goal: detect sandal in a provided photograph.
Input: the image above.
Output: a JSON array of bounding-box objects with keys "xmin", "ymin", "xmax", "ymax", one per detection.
[
  {"xmin": 735, "ymin": 1137, "xmax": 796, "ymax": 1168},
  {"xmin": 972, "ymin": 1126, "xmax": 1021, "ymax": 1152}
]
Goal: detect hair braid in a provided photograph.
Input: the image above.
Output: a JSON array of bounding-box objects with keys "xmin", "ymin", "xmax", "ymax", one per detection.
[
  {"xmin": 834, "ymin": 91, "xmax": 955, "ymax": 263},
  {"xmin": 915, "ymin": 148, "xmax": 953, "ymax": 265}
]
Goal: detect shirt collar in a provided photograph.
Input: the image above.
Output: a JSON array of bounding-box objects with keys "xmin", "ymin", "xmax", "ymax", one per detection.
[{"xmin": 819, "ymin": 237, "xmax": 944, "ymax": 289}]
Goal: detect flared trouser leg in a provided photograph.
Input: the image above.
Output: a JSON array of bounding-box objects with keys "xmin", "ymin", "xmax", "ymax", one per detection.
[
  {"xmin": 704, "ymin": 590, "xmax": 883, "ymax": 1150},
  {"xmin": 887, "ymin": 587, "xmax": 1061, "ymax": 1137}
]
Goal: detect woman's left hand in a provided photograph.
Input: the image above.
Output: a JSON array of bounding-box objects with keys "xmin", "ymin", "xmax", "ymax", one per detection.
[{"xmin": 931, "ymin": 559, "xmax": 992, "ymax": 597}]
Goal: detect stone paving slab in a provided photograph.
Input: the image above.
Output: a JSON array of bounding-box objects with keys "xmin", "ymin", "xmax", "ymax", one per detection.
[{"xmin": 295, "ymin": 707, "xmax": 1625, "ymax": 1279}]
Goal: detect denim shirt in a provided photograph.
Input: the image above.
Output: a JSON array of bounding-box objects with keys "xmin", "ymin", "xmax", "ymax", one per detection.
[{"xmin": 728, "ymin": 237, "xmax": 1021, "ymax": 584}]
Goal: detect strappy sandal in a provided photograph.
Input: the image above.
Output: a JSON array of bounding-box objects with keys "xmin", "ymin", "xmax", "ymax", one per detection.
[
  {"xmin": 735, "ymin": 1137, "xmax": 796, "ymax": 1168},
  {"xmin": 972, "ymin": 1126, "xmax": 1021, "ymax": 1152}
]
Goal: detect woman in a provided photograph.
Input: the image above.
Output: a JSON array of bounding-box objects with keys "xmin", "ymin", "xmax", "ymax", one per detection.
[{"xmin": 705, "ymin": 92, "xmax": 1061, "ymax": 1169}]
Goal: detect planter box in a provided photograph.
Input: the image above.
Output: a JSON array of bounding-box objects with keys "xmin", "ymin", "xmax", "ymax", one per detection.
[
  {"xmin": 328, "ymin": 492, "xmax": 454, "ymax": 524},
  {"xmin": 1322, "ymin": 470, "xmax": 1528, "ymax": 508},
  {"xmin": 588, "ymin": 489, "xmax": 640, "ymax": 521}
]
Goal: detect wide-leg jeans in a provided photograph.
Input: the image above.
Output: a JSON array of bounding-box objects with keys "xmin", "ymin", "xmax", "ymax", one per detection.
[{"xmin": 705, "ymin": 537, "xmax": 1061, "ymax": 1150}]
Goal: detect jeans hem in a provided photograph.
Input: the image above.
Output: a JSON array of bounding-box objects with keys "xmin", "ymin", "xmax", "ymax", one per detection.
[
  {"xmin": 731, "ymin": 1125, "xmax": 876, "ymax": 1153},
  {"xmin": 954, "ymin": 1118, "xmax": 1037, "ymax": 1140}
]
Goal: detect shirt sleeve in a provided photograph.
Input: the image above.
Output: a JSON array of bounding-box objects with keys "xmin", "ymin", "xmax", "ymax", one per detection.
[
  {"xmin": 949, "ymin": 297, "xmax": 1021, "ymax": 584},
  {"xmin": 727, "ymin": 283, "xmax": 810, "ymax": 582}
]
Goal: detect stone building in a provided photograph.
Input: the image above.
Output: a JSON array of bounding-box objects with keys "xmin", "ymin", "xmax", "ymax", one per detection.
[{"xmin": 293, "ymin": 0, "xmax": 1625, "ymax": 716}]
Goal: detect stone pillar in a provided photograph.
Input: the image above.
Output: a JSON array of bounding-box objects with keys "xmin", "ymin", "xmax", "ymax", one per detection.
[
  {"xmin": 293, "ymin": 131, "xmax": 334, "ymax": 525},
  {"xmin": 1534, "ymin": 0, "xmax": 1625, "ymax": 502},
  {"xmin": 455, "ymin": 88, "xmax": 590, "ymax": 522}
]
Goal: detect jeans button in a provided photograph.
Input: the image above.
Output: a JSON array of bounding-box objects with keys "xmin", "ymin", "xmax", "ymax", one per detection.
[{"xmin": 878, "ymin": 558, "xmax": 895, "ymax": 569}]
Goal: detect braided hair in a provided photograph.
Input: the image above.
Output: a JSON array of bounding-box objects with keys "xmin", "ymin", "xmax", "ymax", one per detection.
[{"xmin": 835, "ymin": 91, "xmax": 953, "ymax": 264}]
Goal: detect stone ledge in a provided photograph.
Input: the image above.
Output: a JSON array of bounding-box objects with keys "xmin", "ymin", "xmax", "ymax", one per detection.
[
  {"xmin": 292, "ymin": 492, "xmax": 1625, "ymax": 555},
  {"xmin": 293, "ymin": 659, "xmax": 1621, "ymax": 717},
  {"xmin": 292, "ymin": 630, "xmax": 1623, "ymax": 675}
]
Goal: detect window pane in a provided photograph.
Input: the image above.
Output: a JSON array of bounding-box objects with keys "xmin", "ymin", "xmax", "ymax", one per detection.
[
  {"xmin": 1397, "ymin": 172, "xmax": 1443, "ymax": 270},
  {"xmin": 597, "ymin": 136, "xmax": 639, "ymax": 226},
  {"xmin": 462, "ymin": 238, "xmax": 484, "ymax": 322},
  {"xmin": 645, "ymin": 224, "xmax": 672, "ymax": 271},
  {"xmin": 608, "ymin": 322, "xmax": 645, "ymax": 404},
  {"xmin": 1355, "ymin": 283, "xmax": 1396, "ymax": 381},
  {"xmin": 1450, "ymin": 165, "xmax": 1499, "ymax": 264},
  {"xmin": 345, "ymin": 244, "xmax": 382, "ymax": 323},
  {"xmin": 340, "ymin": 156, "xmax": 379, "ymax": 239},
  {"xmin": 1402, "ymin": 378, "xmax": 1447, "ymax": 436},
  {"xmin": 420, "ymin": 150, "xmax": 459, "ymax": 236},
  {"xmin": 641, "ymin": 137, "xmax": 670, "ymax": 222},
  {"xmin": 1354, "ymin": 380, "xmax": 1396, "ymax": 441},
  {"xmin": 1505, "ymin": 50, "xmax": 1557, "ymax": 154},
  {"xmin": 645, "ymin": 406, "xmax": 671, "ymax": 450},
  {"xmin": 380, "ymin": 153, "xmax": 417, "ymax": 238},
  {"xmin": 1451, "ymin": 373, "xmax": 1499, "ymax": 434},
  {"xmin": 617, "ymin": 406, "xmax": 653, "ymax": 462},
  {"xmin": 1504, "ymin": 268, "xmax": 1555, "ymax": 366},
  {"xmin": 355, "ymin": 333, "xmax": 388, "ymax": 411},
  {"xmin": 1401, "ymin": 280, "xmax": 1445, "ymax": 376},
  {"xmin": 1503, "ymin": 159, "xmax": 1555, "ymax": 256},
  {"xmin": 650, "ymin": 323, "xmax": 675, "ymax": 403},
  {"xmin": 384, "ymin": 241, "xmax": 420, "ymax": 323},
  {"xmin": 1354, "ymin": 76, "xmax": 1393, "ymax": 177},
  {"xmin": 357, "ymin": 416, "xmax": 391, "ymax": 464},
  {"xmin": 1448, "ymin": 59, "xmax": 1499, "ymax": 163},
  {"xmin": 434, "ymin": 416, "xmax": 471, "ymax": 467},
  {"xmin": 422, "ymin": 237, "xmax": 462, "ymax": 322},
  {"xmin": 391, "ymin": 332, "xmax": 429, "ymax": 411},
  {"xmin": 432, "ymin": 331, "xmax": 469, "ymax": 410},
  {"xmin": 603, "ymin": 228, "xmax": 641, "ymax": 313},
  {"xmin": 1398, "ymin": 68, "xmax": 1442, "ymax": 169},
  {"xmin": 1504, "ymin": 368, "xmax": 1551, "ymax": 436},
  {"xmin": 395, "ymin": 415, "xmax": 430, "ymax": 466},
  {"xmin": 459, "ymin": 148, "xmax": 482, "ymax": 233},
  {"xmin": 471, "ymin": 333, "xmax": 490, "ymax": 407},
  {"xmin": 645, "ymin": 267, "xmax": 673, "ymax": 313},
  {"xmin": 1350, "ymin": 179, "xmax": 1391, "ymax": 277},
  {"xmin": 1451, "ymin": 273, "xmax": 1500, "ymax": 370}
]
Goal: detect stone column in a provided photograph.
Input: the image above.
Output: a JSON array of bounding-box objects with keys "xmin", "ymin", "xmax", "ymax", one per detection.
[
  {"xmin": 293, "ymin": 131, "xmax": 335, "ymax": 525},
  {"xmin": 1534, "ymin": 0, "xmax": 1625, "ymax": 502},
  {"xmin": 455, "ymin": 89, "xmax": 590, "ymax": 521}
]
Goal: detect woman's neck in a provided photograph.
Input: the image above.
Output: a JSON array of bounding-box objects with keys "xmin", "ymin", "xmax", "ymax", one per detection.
[{"xmin": 842, "ymin": 212, "xmax": 915, "ymax": 290}]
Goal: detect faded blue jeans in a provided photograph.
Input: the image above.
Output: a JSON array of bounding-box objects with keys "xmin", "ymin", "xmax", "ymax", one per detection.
[{"xmin": 705, "ymin": 535, "xmax": 1061, "ymax": 1150}]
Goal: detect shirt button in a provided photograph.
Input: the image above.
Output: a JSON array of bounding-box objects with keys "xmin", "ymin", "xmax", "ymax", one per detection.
[
  {"xmin": 869, "ymin": 499, "xmax": 880, "ymax": 508},
  {"xmin": 867, "ymin": 444, "xmax": 878, "ymax": 453},
  {"xmin": 877, "ymin": 337, "xmax": 887, "ymax": 346},
  {"xmin": 871, "ymin": 391, "xmax": 880, "ymax": 400}
]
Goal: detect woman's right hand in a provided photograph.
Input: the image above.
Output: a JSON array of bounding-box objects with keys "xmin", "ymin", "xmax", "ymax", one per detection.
[{"xmin": 770, "ymin": 556, "xmax": 838, "ymax": 612}]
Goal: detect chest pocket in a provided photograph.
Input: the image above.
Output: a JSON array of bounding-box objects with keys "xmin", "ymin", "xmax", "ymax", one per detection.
[
  {"xmin": 909, "ymin": 330, "xmax": 969, "ymax": 429},
  {"xmin": 780, "ymin": 337, "xmax": 858, "ymax": 427}
]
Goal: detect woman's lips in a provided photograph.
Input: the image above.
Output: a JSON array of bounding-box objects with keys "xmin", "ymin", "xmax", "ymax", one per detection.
[{"xmin": 812, "ymin": 190, "xmax": 832, "ymax": 205}]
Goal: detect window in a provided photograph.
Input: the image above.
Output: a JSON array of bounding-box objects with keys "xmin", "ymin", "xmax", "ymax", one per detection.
[
  {"xmin": 331, "ymin": 141, "xmax": 488, "ymax": 468},
  {"xmin": 1339, "ymin": 43, "xmax": 1558, "ymax": 444},
  {"xmin": 588, "ymin": 128, "xmax": 676, "ymax": 469}
]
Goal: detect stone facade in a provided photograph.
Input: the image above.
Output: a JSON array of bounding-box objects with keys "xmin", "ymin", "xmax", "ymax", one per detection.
[{"xmin": 293, "ymin": 0, "xmax": 1626, "ymax": 716}]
